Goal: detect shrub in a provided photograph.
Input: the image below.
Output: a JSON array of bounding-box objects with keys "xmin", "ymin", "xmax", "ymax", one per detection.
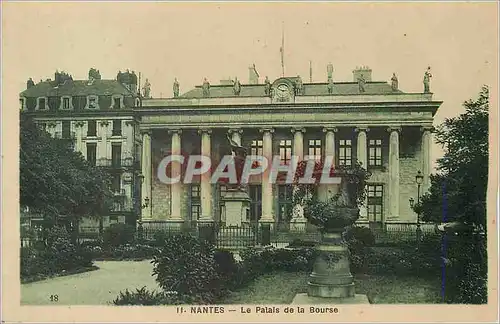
[
  {"xmin": 345, "ymin": 226, "xmax": 375, "ymax": 274},
  {"xmin": 214, "ymin": 249, "xmax": 239, "ymax": 290},
  {"xmin": 113, "ymin": 287, "xmax": 183, "ymax": 305},
  {"xmin": 151, "ymin": 234, "xmax": 221, "ymax": 304},
  {"xmin": 286, "ymin": 239, "xmax": 317, "ymax": 248},
  {"xmin": 237, "ymin": 246, "xmax": 318, "ymax": 286},
  {"xmin": 21, "ymin": 226, "xmax": 94, "ymax": 280},
  {"xmin": 443, "ymin": 233, "xmax": 487, "ymax": 304},
  {"xmin": 102, "ymin": 223, "xmax": 136, "ymax": 248}
]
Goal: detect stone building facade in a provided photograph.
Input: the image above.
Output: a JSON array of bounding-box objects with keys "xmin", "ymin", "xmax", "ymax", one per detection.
[
  {"xmin": 20, "ymin": 69, "xmax": 143, "ymax": 229},
  {"xmin": 20, "ymin": 65, "xmax": 442, "ymax": 230}
]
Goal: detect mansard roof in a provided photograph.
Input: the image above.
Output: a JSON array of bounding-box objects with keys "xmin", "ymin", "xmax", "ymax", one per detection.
[
  {"xmin": 20, "ymin": 79, "xmax": 136, "ymax": 98},
  {"xmin": 179, "ymin": 80, "xmax": 404, "ymax": 99}
]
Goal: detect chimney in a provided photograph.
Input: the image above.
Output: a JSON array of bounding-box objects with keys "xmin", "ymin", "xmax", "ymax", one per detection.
[
  {"xmin": 352, "ymin": 66, "xmax": 372, "ymax": 82},
  {"xmin": 248, "ymin": 64, "xmax": 259, "ymax": 85}
]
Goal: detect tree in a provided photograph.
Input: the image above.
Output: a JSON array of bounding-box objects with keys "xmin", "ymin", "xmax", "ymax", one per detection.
[
  {"xmin": 417, "ymin": 86, "xmax": 489, "ymax": 304},
  {"xmin": 418, "ymin": 85, "xmax": 489, "ymax": 229},
  {"xmin": 20, "ymin": 116, "xmax": 113, "ymax": 233}
]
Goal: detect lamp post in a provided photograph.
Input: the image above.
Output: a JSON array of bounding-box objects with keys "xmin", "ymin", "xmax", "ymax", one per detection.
[
  {"xmin": 411, "ymin": 170, "xmax": 424, "ymax": 246},
  {"xmin": 136, "ymin": 173, "xmax": 149, "ymax": 241}
]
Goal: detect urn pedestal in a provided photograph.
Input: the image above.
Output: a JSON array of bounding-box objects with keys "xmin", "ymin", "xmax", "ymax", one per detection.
[{"xmin": 292, "ymin": 227, "xmax": 369, "ymax": 304}]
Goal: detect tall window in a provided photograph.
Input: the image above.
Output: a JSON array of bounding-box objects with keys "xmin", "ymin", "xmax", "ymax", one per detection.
[
  {"xmin": 279, "ymin": 139, "xmax": 292, "ymax": 164},
  {"xmin": 367, "ymin": 185, "xmax": 383, "ymax": 222},
  {"xmin": 38, "ymin": 98, "xmax": 47, "ymax": 110},
  {"xmin": 368, "ymin": 139, "xmax": 383, "ymax": 167},
  {"xmin": 111, "ymin": 143, "xmax": 122, "ymax": 167},
  {"xmin": 86, "ymin": 143, "xmax": 97, "ymax": 166},
  {"xmin": 308, "ymin": 139, "xmax": 322, "ymax": 160},
  {"xmin": 111, "ymin": 174, "xmax": 121, "ymax": 193},
  {"xmin": 250, "ymin": 140, "xmax": 263, "ymax": 156},
  {"xmin": 190, "ymin": 184, "xmax": 201, "ymax": 220},
  {"xmin": 278, "ymin": 185, "xmax": 293, "ymax": 223},
  {"xmin": 249, "ymin": 185, "xmax": 262, "ymax": 222},
  {"xmin": 62, "ymin": 97, "xmax": 71, "ymax": 110},
  {"xmin": 112, "ymin": 120, "xmax": 122, "ymax": 136},
  {"xmin": 87, "ymin": 120, "xmax": 97, "ymax": 136},
  {"xmin": 338, "ymin": 139, "xmax": 352, "ymax": 166},
  {"xmin": 62, "ymin": 121, "xmax": 71, "ymax": 138}
]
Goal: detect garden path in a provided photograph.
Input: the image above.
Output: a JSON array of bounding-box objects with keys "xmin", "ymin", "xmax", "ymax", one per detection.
[{"xmin": 21, "ymin": 260, "xmax": 158, "ymax": 305}]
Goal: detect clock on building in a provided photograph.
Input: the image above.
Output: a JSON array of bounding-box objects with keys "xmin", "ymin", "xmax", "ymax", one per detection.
[{"xmin": 274, "ymin": 83, "xmax": 292, "ymax": 102}]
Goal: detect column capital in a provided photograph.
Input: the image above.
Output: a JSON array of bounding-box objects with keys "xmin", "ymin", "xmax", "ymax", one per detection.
[
  {"xmin": 322, "ymin": 127, "xmax": 338, "ymax": 133},
  {"xmin": 291, "ymin": 127, "xmax": 306, "ymax": 134},
  {"xmin": 198, "ymin": 128, "xmax": 212, "ymax": 135},
  {"xmin": 99, "ymin": 120, "xmax": 110, "ymax": 127},
  {"xmin": 259, "ymin": 128, "xmax": 275, "ymax": 134},
  {"xmin": 354, "ymin": 126, "xmax": 370, "ymax": 133},
  {"xmin": 140, "ymin": 129, "xmax": 152, "ymax": 136},
  {"xmin": 420, "ymin": 125, "xmax": 435, "ymax": 133},
  {"xmin": 168, "ymin": 129, "xmax": 182, "ymax": 135},
  {"xmin": 387, "ymin": 126, "xmax": 402, "ymax": 133},
  {"xmin": 125, "ymin": 120, "xmax": 134, "ymax": 127},
  {"xmin": 74, "ymin": 121, "xmax": 85, "ymax": 128},
  {"xmin": 228, "ymin": 128, "xmax": 243, "ymax": 135}
]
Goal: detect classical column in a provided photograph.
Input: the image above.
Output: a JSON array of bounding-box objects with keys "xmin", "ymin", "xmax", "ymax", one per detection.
[
  {"xmin": 387, "ymin": 126, "xmax": 401, "ymax": 221},
  {"xmin": 291, "ymin": 128, "xmax": 306, "ymax": 161},
  {"xmin": 169, "ymin": 129, "xmax": 183, "ymax": 220},
  {"xmin": 318, "ymin": 127, "xmax": 338, "ymax": 201},
  {"xmin": 355, "ymin": 127, "xmax": 369, "ymax": 221},
  {"xmin": 198, "ymin": 128, "xmax": 213, "ymax": 221},
  {"xmin": 228, "ymin": 128, "xmax": 243, "ymax": 146},
  {"xmin": 290, "ymin": 127, "xmax": 306, "ymax": 231},
  {"xmin": 260, "ymin": 128, "xmax": 275, "ymax": 223},
  {"xmin": 323, "ymin": 127, "xmax": 337, "ymax": 158},
  {"xmin": 141, "ymin": 130, "xmax": 152, "ymax": 219},
  {"xmin": 421, "ymin": 126, "xmax": 433, "ymax": 193}
]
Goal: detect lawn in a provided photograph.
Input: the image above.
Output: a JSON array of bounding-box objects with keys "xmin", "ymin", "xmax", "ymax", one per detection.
[{"xmin": 221, "ymin": 272, "xmax": 443, "ymax": 304}]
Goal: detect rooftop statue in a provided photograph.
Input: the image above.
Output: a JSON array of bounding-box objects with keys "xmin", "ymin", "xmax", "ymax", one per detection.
[
  {"xmin": 295, "ymin": 75, "xmax": 303, "ymax": 95},
  {"xmin": 264, "ymin": 76, "xmax": 271, "ymax": 96},
  {"xmin": 233, "ymin": 77, "xmax": 241, "ymax": 95},
  {"xmin": 202, "ymin": 78, "xmax": 210, "ymax": 97},
  {"xmin": 142, "ymin": 78, "xmax": 151, "ymax": 98},
  {"xmin": 423, "ymin": 66, "xmax": 432, "ymax": 93},
  {"xmin": 327, "ymin": 77, "xmax": 334, "ymax": 95},
  {"xmin": 391, "ymin": 73, "xmax": 399, "ymax": 91},
  {"xmin": 357, "ymin": 74, "xmax": 366, "ymax": 93},
  {"xmin": 173, "ymin": 78, "xmax": 180, "ymax": 98}
]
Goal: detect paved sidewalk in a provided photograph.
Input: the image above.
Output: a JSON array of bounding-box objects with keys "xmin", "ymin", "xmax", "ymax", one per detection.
[{"xmin": 21, "ymin": 260, "xmax": 159, "ymax": 305}]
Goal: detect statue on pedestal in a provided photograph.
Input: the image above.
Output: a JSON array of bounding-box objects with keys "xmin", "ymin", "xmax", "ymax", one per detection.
[
  {"xmin": 173, "ymin": 78, "xmax": 180, "ymax": 97},
  {"xmin": 202, "ymin": 78, "xmax": 210, "ymax": 97},
  {"xmin": 391, "ymin": 73, "xmax": 399, "ymax": 91},
  {"xmin": 264, "ymin": 76, "xmax": 271, "ymax": 96},
  {"xmin": 233, "ymin": 77, "xmax": 241, "ymax": 96},
  {"xmin": 357, "ymin": 74, "xmax": 366, "ymax": 93},
  {"xmin": 423, "ymin": 66, "xmax": 432, "ymax": 93},
  {"xmin": 224, "ymin": 134, "xmax": 247, "ymax": 191}
]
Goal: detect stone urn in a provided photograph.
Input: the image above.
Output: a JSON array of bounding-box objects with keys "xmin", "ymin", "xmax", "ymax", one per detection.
[{"xmin": 307, "ymin": 207, "xmax": 359, "ymax": 298}]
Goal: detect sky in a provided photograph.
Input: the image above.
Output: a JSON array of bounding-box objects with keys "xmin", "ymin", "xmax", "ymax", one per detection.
[{"xmin": 2, "ymin": 2, "xmax": 498, "ymax": 167}]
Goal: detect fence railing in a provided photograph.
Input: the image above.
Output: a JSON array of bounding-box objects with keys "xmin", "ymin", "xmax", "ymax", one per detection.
[{"xmin": 22, "ymin": 221, "xmax": 440, "ymax": 250}]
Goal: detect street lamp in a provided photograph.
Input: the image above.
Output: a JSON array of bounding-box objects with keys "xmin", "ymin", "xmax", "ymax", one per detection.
[
  {"xmin": 415, "ymin": 170, "xmax": 424, "ymax": 245},
  {"xmin": 136, "ymin": 173, "xmax": 146, "ymax": 240}
]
